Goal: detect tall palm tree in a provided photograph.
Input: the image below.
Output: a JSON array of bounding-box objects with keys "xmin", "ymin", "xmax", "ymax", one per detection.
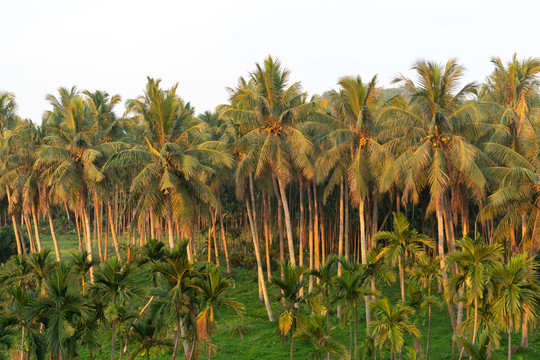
[
  {"xmin": 296, "ymin": 313, "xmax": 350, "ymax": 360},
  {"xmin": 221, "ymin": 56, "xmax": 322, "ymax": 267},
  {"xmin": 107, "ymin": 78, "xmax": 230, "ymax": 250},
  {"xmin": 192, "ymin": 264, "xmax": 243, "ymax": 360},
  {"xmin": 380, "ymin": 59, "xmax": 485, "ymax": 333}
]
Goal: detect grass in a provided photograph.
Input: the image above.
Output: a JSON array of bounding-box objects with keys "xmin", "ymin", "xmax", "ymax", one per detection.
[{"xmin": 35, "ymin": 233, "xmax": 540, "ymax": 359}]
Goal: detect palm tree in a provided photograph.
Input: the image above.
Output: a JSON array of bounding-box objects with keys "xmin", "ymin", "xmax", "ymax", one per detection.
[
  {"xmin": 296, "ymin": 313, "xmax": 350, "ymax": 360},
  {"xmin": 127, "ymin": 316, "xmax": 173, "ymax": 360},
  {"xmin": 27, "ymin": 264, "xmax": 93, "ymax": 360},
  {"xmin": 106, "ymin": 78, "xmax": 230, "ymax": 251},
  {"xmin": 151, "ymin": 245, "xmax": 197, "ymax": 360},
  {"xmin": 192, "ymin": 264, "xmax": 243, "ymax": 360},
  {"xmin": 447, "ymin": 234, "xmax": 503, "ymax": 344},
  {"xmin": 409, "ymin": 254, "xmax": 441, "ymax": 359},
  {"xmin": 491, "ymin": 254, "xmax": 540, "ymax": 360},
  {"xmin": 380, "ymin": 59, "xmax": 486, "ymax": 334},
  {"xmin": 221, "ymin": 56, "xmax": 323, "ymax": 267},
  {"xmin": 369, "ymin": 297, "xmax": 420, "ymax": 360},
  {"xmin": 70, "ymin": 250, "xmax": 95, "ymax": 295},
  {"xmin": 374, "ymin": 212, "xmax": 433, "ymax": 301},
  {"xmin": 272, "ymin": 262, "xmax": 308, "ymax": 360},
  {"xmin": 334, "ymin": 259, "xmax": 370, "ymax": 359},
  {"xmin": 92, "ymin": 257, "xmax": 143, "ymax": 360}
]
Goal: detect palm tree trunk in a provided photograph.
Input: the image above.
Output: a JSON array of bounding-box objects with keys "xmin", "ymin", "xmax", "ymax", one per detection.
[
  {"xmin": 359, "ymin": 198, "xmax": 371, "ymax": 329},
  {"xmin": 313, "ymin": 183, "xmax": 320, "ymax": 273},
  {"xmin": 75, "ymin": 211, "xmax": 83, "ymax": 252},
  {"xmin": 290, "ymin": 332, "xmax": 294, "ymax": 360},
  {"xmin": 246, "ymin": 199, "xmax": 275, "ymax": 322},
  {"xmin": 307, "ymin": 183, "xmax": 314, "ymax": 293},
  {"xmin": 24, "ymin": 215, "xmax": 36, "ymax": 252},
  {"xmin": 47, "ymin": 210, "xmax": 61, "ymax": 261},
  {"xmin": 263, "ymin": 197, "xmax": 272, "ymax": 281},
  {"xmin": 278, "ymin": 177, "xmax": 296, "ymax": 266},
  {"xmin": 338, "ymin": 181, "xmax": 344, "ymax": 277},
  {"xmin": 426, "ymin": 302, "xmax": 432, "ymax": 359},
  {"xmin": 472, "ymin": 296, "xmax": 478, "ymax": 344},
  {"xmin": 435, "ymin": 197, "xmax": 457, "ymax": 332},
  {"xmin": 82, "ymin": 206, "xmax": 95, "ymax": 282},
  {"xmin": 111, "ymin": 322, "xmax": 116, "ymax": 360},
  {"xmin": 11, "ymin": 214, "xmax": 23, "ymax": 255},
  {"xmin": 107, "ymin": 202, "xmax": 122, "ymax": 263},
  {"xmin": 165, "ymin": 194, "xmax": 175, "ymax": 248},
  {"xmin": 398, "ymin": 255, "xmax": 405, "ymax": 301},
  {"xmin": 208, "ymin": 328, "xmax": 213, "ymax": 360},
  {"xmin": 219, "ymin": 211, "xmax": 231, "ymax": 274},
  {"xmin": 31, "ymin": 205, "xmax": 42, "ymax": 252},
  {"xmin": 508, "ymin": 321, "xmax": 512, "ymax": 360},
  {"xmin": 212, "ymin": 209, "xmax": 220, "ymax": 267},
  {"xmin": 521, "ymin": 309, "xmax": 529, "ymax": 348}
]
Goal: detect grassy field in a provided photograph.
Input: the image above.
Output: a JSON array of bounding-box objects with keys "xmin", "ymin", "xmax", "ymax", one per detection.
[{"xmin": 36, "ymin": 234, "xmax": 540, "ymax": 360}]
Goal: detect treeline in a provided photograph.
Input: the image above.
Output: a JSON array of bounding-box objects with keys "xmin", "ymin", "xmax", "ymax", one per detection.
[{"xmin": 1, "ymin": 54, "xmax": 540, "ymax": 359}]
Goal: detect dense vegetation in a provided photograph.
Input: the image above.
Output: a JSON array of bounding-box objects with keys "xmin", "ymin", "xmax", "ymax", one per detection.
[{"xmin": 1, "ymin": 54, "xmax": 540, "ymax": 360}]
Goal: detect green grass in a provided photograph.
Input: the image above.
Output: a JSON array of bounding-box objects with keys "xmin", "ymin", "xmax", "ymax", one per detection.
[{"xmin": 35, "ymin": 234, "xmax": 540, "ymax": 359}]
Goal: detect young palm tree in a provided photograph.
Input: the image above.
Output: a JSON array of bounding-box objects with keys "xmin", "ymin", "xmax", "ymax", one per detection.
[
  {"xmin": 27, "ymin": 264, "xmax": 93, "ymax": 360},
  {"xmin": 447, "ymin": 234, "xmax": 503, "ymax": 344},
  {"xmin": 272, "ymin": 262, "xmax": 308, "ymax": 360},
  {"xmin": 192, "ymin": 264, "xmax": 243, "ymax": 360},
  {"xmin": 296, "ymin": 313, "xmax": 350, "ymax": 360},
  {"xmin": 374, "ymin": 212, "xmax": 433, "ymax": 302},
  {"xmin": 369, "ymin": 297, "xmax": 420, "ymax": 360},
  {"xmin": 127, "ymin": 316, "xmax": 173, "ymax": 360},
  {"xmin": 92, "ymin": 257, "xmax": 143, "ymax": 360},
  {"xmin": 491, "ymin": 254, "xmax": 540, "ymax": 360}
]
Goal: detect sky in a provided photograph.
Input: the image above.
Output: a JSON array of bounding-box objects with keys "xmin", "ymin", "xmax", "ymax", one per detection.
[{"xmin": 1, "ymin": 0, "xmax": 539, "ymax": 122}]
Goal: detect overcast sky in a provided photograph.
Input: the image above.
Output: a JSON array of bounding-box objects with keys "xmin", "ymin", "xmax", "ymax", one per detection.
[{"xmin": 2, "ymin": 0, "xmax": 539, "ymax": 122}]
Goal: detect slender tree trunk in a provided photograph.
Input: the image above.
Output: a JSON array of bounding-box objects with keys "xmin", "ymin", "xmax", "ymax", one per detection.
[
  {"xmin": 399, "ymin": 255, "xmax": 405, "ymax": 302},
  {"xmin": 107, "ymin": 202, "xmax": 122, "ymax": 263},
  {"xmin": 208, "ymin": 329, "xmax": 213, "ymax": 360},
  {"xmin": 75, "ymin": 211, "xmax": 83, "ymax": 252},
  {"xmin": 47, "ymin": 210, "xmax": 61, "ymax": 261},
  {"xmin": 436, "ymin": 196, "xmax": 457, "ymax": 332},
  {"xmin": 82, "ymin": 205, "xmax": 95, "ymax": 282},
  {"xmin": 307, "ymin": 183, "xmax": 314, "ymax": 292},
  {"xmin": 263, "ymin": 197, "xmax": 272, "ymax": 281},
  {"xmin": 31, "ymin": 206, "xmax": 42, "ymax": 252},
  {"xmin": 508, "ymin": 321, "xmax": 512, "ymax": 360},
  {"xmin": 12, "ymin": 214, "xmax": 22, "ymax": 255},
  {"xmin": 24, "ymin": 215, "xmax": 36, "ymax": 252},
  {"xmin": 299, "ymin": 181, "xmax": 305, "ymax": 297},
  {"xmin": 338, "ymin": 181, "xmax": 344, "ymax": 278},
  {"xmin": 359, "ymin": 198, "xmax": 370, "ymax": 329},
  {"xmin": 313, "ymin": 183, "xmax": 320, "ymax": 273},
  {"xmin": 344, "ymin": 184, "xmax": 350, "ymax": 260},
  {"xmin": 521, "ymin": 309, "xmax": 529, "ymax": 348},
  {"xmin": 277, "ymin": 178, "xmax": 296, "ymax": 266},
  {"xmin": 165, "ymin": 194, "xmax": 175, "ymax": 248},
  {"xmin": 246, "ymin": 199, "xmax": 275, "ymax": 321},
  {"xmin": 219, "ymin": 212, "xmax": 231, "ymax": 274},
  {"xmin": 111, "ymin": 322, "xmax": 116, "ymax": 360},
  {"xmin": 212, "ymin": 209, "xmax": 220, "ymax": 267},
  {"xmin": 473, "ymin": 296, "xmax": 478, "ymax": 344},
  {"xmin": 289, "ymin": 332, "xmax": 294, "ymax": 360}
]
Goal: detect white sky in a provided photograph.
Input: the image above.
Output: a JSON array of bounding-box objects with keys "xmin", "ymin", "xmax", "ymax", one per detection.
[{"xmin": 2, "ymin": 0, "xmax": 539, "ymax": 122}]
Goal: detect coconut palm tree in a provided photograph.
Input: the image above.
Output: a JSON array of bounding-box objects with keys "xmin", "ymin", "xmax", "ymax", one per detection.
[
  {"xmin": 106, "ymin": 78, "xmax": 230, "ymax": 251},
  {"xmin": 192, "ymin": 264, "xmax": 243, "ymax": 360},
  {"xmin": 374, "ymin": 212, "xmax": 433, "ymax": 302},
  {"xmin": 369, "ymin": 297, "xmax": 420, "ymax": 360},
  {"xmin": 127, "ymin": 316, "xmax": 173, "ymax": 360},
  {"xmin": 221, "ymin": 56, "xmax": 323, "ymax": 267},
  {"xmin": 380, "ymin": 59, "xmax": 486, "ymax": 333}
]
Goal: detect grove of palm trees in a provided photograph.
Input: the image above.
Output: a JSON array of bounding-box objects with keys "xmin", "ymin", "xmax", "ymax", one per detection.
[{"xmin": 1, "ymin": 54, "xmax": 540, "ymax": 360}]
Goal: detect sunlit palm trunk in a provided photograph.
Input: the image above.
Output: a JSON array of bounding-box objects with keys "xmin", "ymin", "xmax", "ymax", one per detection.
[
  {"xmin": 426, "ymin": 280, "xmax": 432, "ymax": 359},
  {"xmin": 165, "ymin": 194, "xmax": 175, "ymax": 248},
  {"xmin": 398, "ymin": 255, "xmax": 405, "ymax": 302},
  {"xmin": 307, "ymin": 183, "xmax": 314, "ymax": 292},
  {"xmin": 111, "ymin": 322, "xmax": 116, "ymax": 360},
  {"xmin": 31, "ymin": 205, "xmax": 42, "ymax": 252},
  {"xmin": 107, "ymin": 202, "xmax": 122, "ymax": 263},
  {"xmin": 436, "ymin": 197, "xmax": 457, "ymax": 332},
  {"xmin": 337, "ymin": 181, "xmax": 344, "ymax": 319},
  {"xmin": 211, "ymin": 209, "xmax": 220, "ymax": 267},
  {"xmin": 47, "ymin": 210, "xmax": 61, "ymax": 261},
  {"xmin": 359, "ymin": 198, "xmax": 370, "ymax": 329},
  {"xmin": 521, "ymin": 309, "xmax": 529, "ymax": 348},
  {"xmin": 6, "ymin": 187, "xmax": 23, "ymax": 255},
  {"xmin": 219, "ymin": 211, "xmax": 231, "ymax": 274},
  {"xmin": 508, "ymin": 319, "xmax": 513, "ymax": 360},
  {"xmin": 83, "ymin": 205, "xmax": 95, "ymax": 282},
  {"xmin": 246, "ymin": 199, "xmax": 275, "ymax": 322},
  {"xmin": 263, "ymin": 197, "xmax": 272, "ymax": 281},
  {"xmin": 278, "ymin": 178, "xmax": 296, "ymax": 266}
]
